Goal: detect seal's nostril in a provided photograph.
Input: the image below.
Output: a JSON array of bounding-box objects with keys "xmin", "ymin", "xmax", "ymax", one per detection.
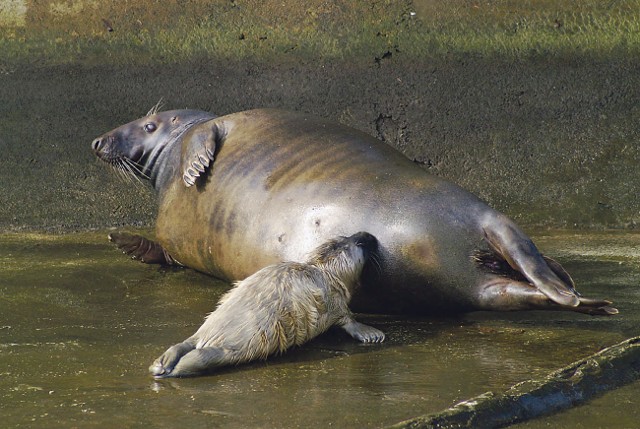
[{"xmin": 92, "ymin": 138, "xmax": 102, "ymax": 151}]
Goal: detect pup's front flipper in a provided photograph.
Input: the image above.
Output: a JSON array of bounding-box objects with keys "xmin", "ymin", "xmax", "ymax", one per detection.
[
  {"xmin": 149, "ymin": 340, "xmax": 196, "ymax": 377},
  {"xmin": 109, "ymin": 232, "xmax": 178, "ymax": 265},
  {"xmin": 342, "ymin": 319, "xmax": 385, "ymax": 343}
]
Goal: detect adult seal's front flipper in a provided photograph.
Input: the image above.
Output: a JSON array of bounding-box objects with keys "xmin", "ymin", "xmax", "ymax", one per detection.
[
  {"xmin": 109, "ymin": 232, "xmax": 179, "ymax": 266},
  {"xmin": 181, "ymin": 123, "xmax": 222, "ymax": 187}
]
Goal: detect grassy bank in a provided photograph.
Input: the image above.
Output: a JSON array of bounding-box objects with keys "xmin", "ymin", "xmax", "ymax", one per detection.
[{"xmin": 1, "ymin": 0, "xmax": 639, "ymax": 67}]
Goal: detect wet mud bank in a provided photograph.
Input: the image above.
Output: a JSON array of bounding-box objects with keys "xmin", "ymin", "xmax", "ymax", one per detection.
[
  {"xmin": 1, "ymin": 1, "xmax": 640, "ymax": 231},
  {"xmin": 1, "ymin": 54, "xmax": 639, "ymax": 231}
]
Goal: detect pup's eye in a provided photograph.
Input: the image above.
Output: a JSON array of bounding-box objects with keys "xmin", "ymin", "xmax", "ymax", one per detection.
[{"xmin": 144, "ymin": 123, "xmax": 157, "ymax": 133}]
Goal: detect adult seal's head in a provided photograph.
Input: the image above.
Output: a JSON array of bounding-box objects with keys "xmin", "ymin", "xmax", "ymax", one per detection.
[{"xmin": 91, "ymin": 108, "xmax": 216, "ymax": 189}]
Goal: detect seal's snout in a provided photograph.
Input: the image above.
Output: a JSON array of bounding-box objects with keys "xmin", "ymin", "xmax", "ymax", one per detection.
[
  {"xmin": 92, "ymin": 137, "xmax": 105, "ymax": 153},
  {"xmin": 92, "ymin": 135, "xmax": 117, "ymax": 161}
]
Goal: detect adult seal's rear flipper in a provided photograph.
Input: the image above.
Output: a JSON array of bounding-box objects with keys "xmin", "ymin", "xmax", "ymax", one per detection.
[
  {"xmin": 477, "ymin": 278, "xmax": 618, "ymax": 315},
  {"xmin": 109, "ymin": 232, "xmax": 179, "ymax": 266},
  {"xmin": 181, "ymin": 123, "xmax": 221, "ymax": 187},
  {"xmin": 478, "ymin": 214, "xmax": 617, "ymax": 314},
  {"xmin": 481, "ymin": 214, "xmax": 581, "ymax": 307}
]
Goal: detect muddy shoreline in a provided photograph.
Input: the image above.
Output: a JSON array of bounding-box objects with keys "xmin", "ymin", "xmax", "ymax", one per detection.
[
  {"xmin": 1, "ymin": 53, "xmax": 638, "ymax": 231},
  {"xmin": 2, "ymin": 230, "xmax": 639, "ymax": 428}
]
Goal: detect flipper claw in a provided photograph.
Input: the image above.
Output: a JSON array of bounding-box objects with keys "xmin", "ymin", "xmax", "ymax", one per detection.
[{"xmin": 181, "ymin": 122, "xmax": 220, "ymax": 187}]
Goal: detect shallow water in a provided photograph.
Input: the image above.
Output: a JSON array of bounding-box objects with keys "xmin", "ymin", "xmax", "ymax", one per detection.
[{"xmin": 1, "ymin": 230, "xmax": 638, "ymax": 428}]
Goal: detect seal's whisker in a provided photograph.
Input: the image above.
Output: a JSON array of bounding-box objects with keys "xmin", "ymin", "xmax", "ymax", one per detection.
[
  {"xmin": 109, "ymin": 160, "xmax": 124, "ymax": 179},
  {"xmin": 122, "ymin": 159, "xmax": 147, "ymax": 187},
  {"xmin": 108, "ymin": 157, "xmax": 146, "ymax": 187},
  {"xmin": 111, "ymin": 159, "xmax": 136, "ymax": 185},
  {"xmin": 146, "ymin": 98, "xmax": 165, "ymax": 117},
  {"xmin": 369, "ymin": 253, "xmax": 383, "ymax": 278},
  {"xmin": 114, "ymin": 160, "xmax": 134, "ymax": 184},
  {"xmin": 126, "ymin": 157, "xmax": 148, "ymax": 172},
  {"xmin": 124, "ymin": 157, "xmax": 150, "ymax": 180},
  {"xmin": 122, "ymin": 161, "xmax": 138, "ymax": 182}
]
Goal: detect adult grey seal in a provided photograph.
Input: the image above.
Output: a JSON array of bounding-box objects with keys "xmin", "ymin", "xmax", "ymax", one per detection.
[
  {"xmin": 92, "ymin": 108, "xmax": 617, "ymax": 316},
  {"xmin": 150, "ymin": 231, "xmax": 385, "ymax": 378}
]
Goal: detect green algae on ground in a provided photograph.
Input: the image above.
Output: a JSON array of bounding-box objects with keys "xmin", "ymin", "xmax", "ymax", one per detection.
[{"xmin": 2, "ymin": 0, "xmax": 640, "ymax": 67}]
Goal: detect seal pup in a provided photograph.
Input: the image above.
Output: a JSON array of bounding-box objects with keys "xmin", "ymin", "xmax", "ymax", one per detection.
[
  {"xmin": 92, "ymin": 108, "xmax": 616, "ymax": 316},
  {"xmin": 149, "ymin": 231, "xmax": 385, "ymax": 378}
]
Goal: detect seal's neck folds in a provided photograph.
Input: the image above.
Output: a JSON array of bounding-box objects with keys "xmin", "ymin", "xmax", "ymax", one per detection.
[{"xmin": 149, "ymin": 141, "xmax": 180, "ymax": 191}]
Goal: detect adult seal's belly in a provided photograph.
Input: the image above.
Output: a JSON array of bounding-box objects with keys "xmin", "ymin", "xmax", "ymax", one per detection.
[{"xmin": 92, "ymin": 108, "xmax": 616, "ymax": 316}]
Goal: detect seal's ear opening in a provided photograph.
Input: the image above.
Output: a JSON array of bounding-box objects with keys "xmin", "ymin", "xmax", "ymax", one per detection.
[{"xmin": 182, "ymin": 123, "xmax": 221, "ymax": 187}]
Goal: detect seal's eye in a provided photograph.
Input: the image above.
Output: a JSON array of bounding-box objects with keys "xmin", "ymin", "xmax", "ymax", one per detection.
[{"xmin": 144, "ymin": 123, "xmax": 157, "ymax": 133}]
